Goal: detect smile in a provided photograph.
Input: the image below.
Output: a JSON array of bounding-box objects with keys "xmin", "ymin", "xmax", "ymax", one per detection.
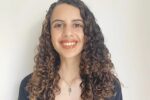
[{"xmin": 60, "ymin": 40, "xmax": 78, "ymax": 49}]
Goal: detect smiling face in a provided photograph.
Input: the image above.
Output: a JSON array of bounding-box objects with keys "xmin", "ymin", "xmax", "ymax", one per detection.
[{"xmin": 50, "ymin": 3, "xmax": 85, "ymax": 59}]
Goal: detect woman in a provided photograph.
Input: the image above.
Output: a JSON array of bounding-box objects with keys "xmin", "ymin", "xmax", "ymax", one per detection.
[{"xmin": 18, "ymin": 0, "xmax": 122, "ymax": 100}]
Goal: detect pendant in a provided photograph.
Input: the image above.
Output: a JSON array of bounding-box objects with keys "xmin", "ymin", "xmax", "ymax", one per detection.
[{"xmin": 68, "ymin": 87, "xmax": 71, "ymax": 95}]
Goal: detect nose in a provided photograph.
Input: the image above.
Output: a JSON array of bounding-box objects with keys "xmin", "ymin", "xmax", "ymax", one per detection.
[{"xmin": 63, "ymin": 25, "xmax": 73, "ymax": 37}]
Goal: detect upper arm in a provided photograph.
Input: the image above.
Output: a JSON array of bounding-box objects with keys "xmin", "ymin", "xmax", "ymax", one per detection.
[
  {"xmin": 106, "ymin": 80, "xmax": 123, "ymax": 100},
  {"xmin": 18, "ymin": 74, "xmax": 32, "ymax": 100}
]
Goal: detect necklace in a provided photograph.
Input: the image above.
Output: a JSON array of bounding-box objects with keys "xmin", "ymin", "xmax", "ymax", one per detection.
[
  {"xmin": 59, "ymin": 71, "xmax": 79, "ymax": 96},
  {"xmin": 60, "ymin": 76, "xmax": 72, "ymax": 95}
]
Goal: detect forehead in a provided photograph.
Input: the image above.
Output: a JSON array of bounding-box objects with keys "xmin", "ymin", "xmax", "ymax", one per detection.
[{"xmin": 51, "ymin": 3, "xmax": 82, "ymax": 21}]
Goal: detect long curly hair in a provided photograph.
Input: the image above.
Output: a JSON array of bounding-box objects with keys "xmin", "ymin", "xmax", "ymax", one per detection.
[{"xmin": 26, "ymin": 0, "xmax": 118, "ymax": 100}]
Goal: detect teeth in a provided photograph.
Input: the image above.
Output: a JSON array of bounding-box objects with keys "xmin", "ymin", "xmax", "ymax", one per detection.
[{"xmin": 62, "ymin": 42, "xmax": 76, "ymax": 46}]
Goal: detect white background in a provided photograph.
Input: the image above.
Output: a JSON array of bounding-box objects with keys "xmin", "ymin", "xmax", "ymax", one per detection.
[{"xmin": 0, "ymin": 0, "xmax": 150, "ymax": 100}]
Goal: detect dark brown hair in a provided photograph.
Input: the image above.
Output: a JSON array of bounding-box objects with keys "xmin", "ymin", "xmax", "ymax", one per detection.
[{"xmin": 27, "ymin": 0, "xmax": 118, "ymax": 99}]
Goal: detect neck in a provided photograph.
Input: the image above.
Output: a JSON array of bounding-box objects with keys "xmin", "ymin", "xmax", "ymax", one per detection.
[{"xmin": 59, "ymin": 56, "xmax": 81, "ymax": 83}]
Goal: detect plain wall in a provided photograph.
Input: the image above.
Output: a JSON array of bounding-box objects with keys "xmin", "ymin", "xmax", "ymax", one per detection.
[{"xmin": 0, "ymin": 0, "xmax": 150, "ymax": 100}]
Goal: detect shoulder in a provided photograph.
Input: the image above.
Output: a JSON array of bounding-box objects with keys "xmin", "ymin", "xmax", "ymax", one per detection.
[
  {"xmin": 113, "ymin": 79, "xmax": 122, "ymax": 99},
  {"xmin": 106, "ymin": 79, "xmax": 123, "ymax": 100},
  {"xmin": 18, "ymin": 73, "xmax": 32, "ymax": 100}
]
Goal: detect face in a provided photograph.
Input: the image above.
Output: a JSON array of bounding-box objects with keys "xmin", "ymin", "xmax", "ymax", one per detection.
[{"xmin": 50, "ymin": 3, "xmax": 85, "ymax": 59}]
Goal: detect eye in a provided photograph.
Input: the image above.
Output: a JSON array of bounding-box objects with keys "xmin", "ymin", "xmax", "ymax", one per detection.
[
  {"xmin": 73, "ymin": 23, "xmax": 84, "ymax": 28},
  {"xmin": 53, "ymin": 23, "xmax": 64, "ymax": 29}
]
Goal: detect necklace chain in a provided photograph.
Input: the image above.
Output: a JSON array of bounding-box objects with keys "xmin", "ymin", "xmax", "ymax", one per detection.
[{"xmin": 59, "ymin": 71, "xmax": 79, "ymax": 96}]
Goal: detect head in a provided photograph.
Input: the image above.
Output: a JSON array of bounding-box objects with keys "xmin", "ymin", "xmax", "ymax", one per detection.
[
  {"xmin": 42, "ymin": 0, "xmax": 105, "ymax": 60},
  {"xmin": 27, "ymin": 0, "xmax": 116, "ymax": 100},
  {"xmin": 50, "ymin": 3, "xmax": 85, "ymax": 59}
]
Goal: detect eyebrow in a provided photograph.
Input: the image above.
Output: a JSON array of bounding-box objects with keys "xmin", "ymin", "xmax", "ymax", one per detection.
[
  {"xmin": 51, "ymin": 19, "xmax": 64, "ymax": 25},
  {"xmin": 51, "ymin": 19, "xmax": 83, "ymax": 25},
  {"xmin": 72, "ymin": 19, "xmax": 83, "ymax": 22}
]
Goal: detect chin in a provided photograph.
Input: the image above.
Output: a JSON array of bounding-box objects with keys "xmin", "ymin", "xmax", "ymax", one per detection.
[{"xmin": 60, "ymin": 52, "xmax": 81, "ymax": 59}]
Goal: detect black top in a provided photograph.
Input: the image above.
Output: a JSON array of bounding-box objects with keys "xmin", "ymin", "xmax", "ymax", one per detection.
[{"xmin": 18, "ymin": 74, "xmax": 122, "ymax": 100}]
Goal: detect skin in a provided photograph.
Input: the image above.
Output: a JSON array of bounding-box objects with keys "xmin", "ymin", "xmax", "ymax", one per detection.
[{"xmin": 50, "ymin": 3, "xmax": 84, "ymax": 100}]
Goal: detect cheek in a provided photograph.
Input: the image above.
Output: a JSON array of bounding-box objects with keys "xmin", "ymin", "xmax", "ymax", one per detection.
[
  {"xmin": 81, "ymin": 35, "xmax": 87, "ymax": 48},
  {"xmin": 51, "ymin": 33, "xmax": 57, "ymax": 45},
  {"xmin": 51, "ymin": 30, "xmax": 58, "ymax": 40},
  {"xmin": 51, "ymin": 33, "xmax": 61, "ymax": 46},
  {"xmin": 51, "ymin": 36, "xmax": 59, "ymax": 52},
  {"xmin": 80, "ymin": 33, "xmax": 85, "ymax": 43}
]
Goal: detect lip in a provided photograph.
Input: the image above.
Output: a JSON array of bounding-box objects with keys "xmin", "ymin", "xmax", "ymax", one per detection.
[
  {"xmin": 60, "ymin": 40, "xmax": 78, "ymax": 49},
  {"xmin": 60, "ymin": 39, "xmax": 78, "ymax": 43}
]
